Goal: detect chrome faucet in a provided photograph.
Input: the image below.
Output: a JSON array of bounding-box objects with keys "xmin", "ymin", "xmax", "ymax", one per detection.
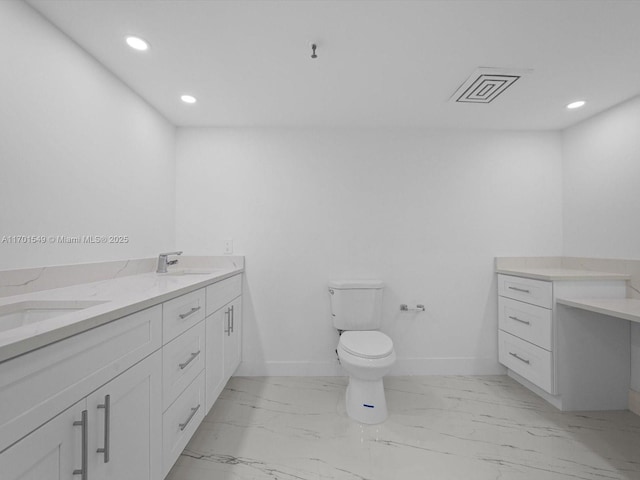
[{"xmin": 156, "ymin": 251, "xmax": 183, "ymax": 273}]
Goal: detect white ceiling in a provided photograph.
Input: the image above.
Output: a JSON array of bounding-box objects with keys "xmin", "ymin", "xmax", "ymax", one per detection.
[{"xmin": 26, "ymin": 0, "xmax": 640, "ymax": 130}]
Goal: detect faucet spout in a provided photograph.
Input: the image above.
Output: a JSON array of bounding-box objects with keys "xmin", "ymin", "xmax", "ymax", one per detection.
[{"xmin": 157, "ymin": 251, "xmax": 183, "ymax": 273}]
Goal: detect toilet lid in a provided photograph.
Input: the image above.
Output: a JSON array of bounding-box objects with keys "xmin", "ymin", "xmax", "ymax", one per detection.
[{"xmin": 339, "ymin": 331, "xmax": 394, "ymax": 359}]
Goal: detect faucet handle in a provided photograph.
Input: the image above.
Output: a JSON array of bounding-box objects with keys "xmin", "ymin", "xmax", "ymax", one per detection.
[
  {"xmin": 159, "ymin": 251, "xmax": 183, "ymax": 257},
  {"xmin": 156, "ymin": 251, "xmax": 183, "ymax": 273}
]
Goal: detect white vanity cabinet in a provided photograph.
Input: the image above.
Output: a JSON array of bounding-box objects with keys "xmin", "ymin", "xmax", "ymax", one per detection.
[
  {"xmin": 0, "ymin": 350, "xmax": 162, "ymax": 480},
  {"xmin": 497, "ymin": 273, "xmax": 628, "ymax": 410},
  {"xmin": 205, "ymin": 274, "xmax": 242, "ymax": 413},
  {"xmin": 0, "ymin": 267, "xmax": 244, "ymax": 480}
]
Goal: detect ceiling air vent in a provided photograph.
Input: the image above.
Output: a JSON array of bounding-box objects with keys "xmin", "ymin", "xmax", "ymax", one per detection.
[{"xmin": 451, "ymin": 67, "xmax": 532, "ymax": 104}]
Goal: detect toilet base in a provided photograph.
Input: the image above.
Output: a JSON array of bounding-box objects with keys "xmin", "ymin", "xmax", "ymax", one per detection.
[{"xmin": 345, "ymin": 377, "xmax": 388, "ymax": 424}]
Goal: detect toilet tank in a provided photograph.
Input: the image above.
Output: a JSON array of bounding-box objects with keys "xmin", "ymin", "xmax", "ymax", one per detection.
[{"xmin": 328, "ymin": 280, "xmax": 384, "ymax": 330}]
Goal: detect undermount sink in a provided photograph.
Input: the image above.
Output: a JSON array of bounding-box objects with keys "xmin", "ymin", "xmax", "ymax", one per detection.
[
  {"xmin": 158, "ymin": 268, "xmax": 217, "ymax": 276},
  {"xmin": 0, "ymin": 300, "xmax": 107, "ymax": 333}
]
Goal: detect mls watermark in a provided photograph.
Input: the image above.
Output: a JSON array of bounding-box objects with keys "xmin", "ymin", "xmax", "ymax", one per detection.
[{"xmin": 1, "ymin": 235, "xmax": 130, "ymax": 244}]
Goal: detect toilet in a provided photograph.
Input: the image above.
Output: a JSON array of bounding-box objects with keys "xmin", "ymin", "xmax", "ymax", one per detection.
[{"xmin": 329, "ymin": 280, "xmax": 396, "ymax": 424}]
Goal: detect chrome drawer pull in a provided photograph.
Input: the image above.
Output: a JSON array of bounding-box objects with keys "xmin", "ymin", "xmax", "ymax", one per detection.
[
  {"xmin": 508, "ymin": 286, "xmax": 531, "ymax": 294},
  {"xmin": 97, "ymin": 394, "xmax": 111, "ymax": 463},
  {"xmin": 179, "ymin": 404, "xmax": 201, "ymax": 431},
  {"xmin": 73, "ymin": 410, "xmax": 88, "ymax": 479},
  {"xmin": 508, "ymin": 315, "xmax": 531, "ymax": 325},
  {"xmin": 230, "ymin": 305, "xmax": 235, "ymax": 333},
  {"xmin": 509, "ymin": 352, "xmax": 531, "ymax": 364},
  {"xmin": 179, "ymin": 350, "xmax": 201, "ymax": 370},
  {"xmin": 179, "ymin": 306, "xmax": 201, "ymax": 319}
]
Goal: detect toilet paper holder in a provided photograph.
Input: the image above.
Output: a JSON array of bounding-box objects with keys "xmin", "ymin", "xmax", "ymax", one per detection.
[{"xmin": 400, "ymin": 304, "xmax": 425, "ymax": 312}]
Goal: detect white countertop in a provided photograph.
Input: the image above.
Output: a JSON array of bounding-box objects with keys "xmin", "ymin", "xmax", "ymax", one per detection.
[
  {"xmin": 0, "ymin": 266, "xmax": 242, "ymax": 363},
  {"xmin": 556, "ymin": 297, "xmax": 640, "ymax": 324},
  {"xmin": 496, "ymin": 267, "xmax": 630, "ymax": 281}
]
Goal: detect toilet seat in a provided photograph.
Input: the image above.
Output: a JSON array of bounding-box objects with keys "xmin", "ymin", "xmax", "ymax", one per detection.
[{"xmin": 339, "ymin": 331, "xmax": 393, "ymax": 359}]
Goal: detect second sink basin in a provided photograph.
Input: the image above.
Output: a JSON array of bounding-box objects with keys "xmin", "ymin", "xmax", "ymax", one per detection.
[{"xmin": 0, "ymin": 300, "xmax": 107, "ymax": 333}]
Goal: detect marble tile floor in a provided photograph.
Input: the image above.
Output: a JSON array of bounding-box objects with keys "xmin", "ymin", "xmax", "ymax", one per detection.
[{"xmin": 166, "ymin": 376, "xmax": 640, "ymax": 480}]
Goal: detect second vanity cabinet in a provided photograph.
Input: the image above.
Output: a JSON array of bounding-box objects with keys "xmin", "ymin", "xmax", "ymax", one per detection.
[
  {"xmin": 497, "ymin": 272, "xmax": 629, "ymax": 410},
  {"xmin": 498, "ymin": 275, "xmax": 555, "ymax": 393},
  {"xmin": 0, "ymin": 271, "xmax": 243, "ymax": 480}
]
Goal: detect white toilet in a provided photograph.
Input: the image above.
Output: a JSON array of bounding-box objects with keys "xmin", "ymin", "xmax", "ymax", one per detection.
[{"xmin": 329, "ymin": 280, "xmax": 396, "ymax": 424}]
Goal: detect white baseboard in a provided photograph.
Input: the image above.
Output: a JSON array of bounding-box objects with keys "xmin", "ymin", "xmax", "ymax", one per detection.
[
  {"xmin": 235, "ymin": 357, "xmax": 505, "ymax": 377},
  {"xmin": 235, "ymin": 361, "xmax": 343, "ymax": 377},
  {"xmin": 630, "ymin": 389, "xmax": 640, "ymax": 417},
  {"xmin": 391, "ymin": 357, "xmax": 506, "ymax": 376}
]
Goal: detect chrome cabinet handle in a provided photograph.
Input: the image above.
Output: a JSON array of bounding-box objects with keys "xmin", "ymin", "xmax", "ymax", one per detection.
[
  {"xmin": 230, "ymin": 305, "xmax": 235, "ymax": 333},
  {"xmin": 73, "ymin": 410, "xmax": 88, "ymax": 479},
  {"xmin": 509, "ymin": 352, "xmax": 531, "ymax": 364},
  {"xmin": 179, "ymin": 404, "xmax": 201, "ymax": 431},
  {"xmin": 179, "ymin": 350, "xmax": 201, "ymax": 370},
  {"xmin": 508, "ymin": 286, "xmax": 531, "ymax": 294},
  {"xmin": 224, "ymin": 308, "xmax": 231, "ymax": 336},
  {"xmin": 179, "ymin": 306, "xmax": 201, "ymax": 319},
  {"xmin": 508, "ymin": 315, "xmax": 531, "ymax": 325},
  {"xmin": 97, "ymin": 395, "xmax": 110, "ymax": 463}
]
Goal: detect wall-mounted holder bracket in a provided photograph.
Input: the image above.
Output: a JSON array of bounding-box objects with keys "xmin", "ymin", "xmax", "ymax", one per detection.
[{"xmin": 400, "ymin": 304, "xmax": 425, "ymax": 312}]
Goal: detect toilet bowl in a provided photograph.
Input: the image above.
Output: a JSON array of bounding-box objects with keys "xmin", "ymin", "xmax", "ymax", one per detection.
[
  {"xmin": 329, "ymin": 279, "xmax": 395, "ymax": 424},
  {"xmin": 337, "ymin": 330, "xmax": 396, "ymax": 424}
]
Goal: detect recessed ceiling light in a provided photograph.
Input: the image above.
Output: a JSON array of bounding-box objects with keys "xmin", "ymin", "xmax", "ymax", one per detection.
[
  {"xmin": 181, "ymin": 95, "xmax": 197, "ymax": 104},
  {"xmin": 566, "ymin": 100, "xmax": 586, "ymax": 110},
  {"xmin": 125, "ymin": 36, "xmax": 149, "ymax": 51}
]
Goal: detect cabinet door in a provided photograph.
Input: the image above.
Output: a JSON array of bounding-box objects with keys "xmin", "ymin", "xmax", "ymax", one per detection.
[
  {"xmin": 0, "ymin": 400, "xmax": 86, "ymax": 480},
  {"xmin": 224, "ymin": 296, "xmax": 242, "ymax": 382},
  {"xmin": 88, "ymin": 351, "xmax": 162, "ymax": 480},
  {"xmin": 205, "ymin": 308, "xmax": 225, "ymax": 413}
]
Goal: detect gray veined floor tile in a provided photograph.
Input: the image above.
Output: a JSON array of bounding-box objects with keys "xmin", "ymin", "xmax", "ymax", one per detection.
[{"xmin": 166, "ymin": 376, "xmax": 640, "ymax": 480}]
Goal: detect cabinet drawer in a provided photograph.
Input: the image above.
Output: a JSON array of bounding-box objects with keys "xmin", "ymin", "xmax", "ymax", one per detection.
[
  {"xmin": 163, "ymin": 289, "xmax": 206, "ymax": 344},
  {"xmin": 498, "ymin": 274, "xmax": 552, "ymax": 308},
  {"xmin": 499, "ymin": 330, "xmax": 554, "ymax": 394},
  {"xmin": 498, "ymin": 297, "xmax": 552, "ymax": 350},
  {"xmin": 0, "ymin": 305, "xmax": 162, "ymax": 453},
  {"xmin": 206, "ymin": 274, "xmax": 242, "ymax": 315},
  {"xmin": 163, "ymin": 321, "xmax": 205, "ymax": 411},
  {"xmin": 163, "ymin": 372, "xmax": 205, "ymax": 476}
]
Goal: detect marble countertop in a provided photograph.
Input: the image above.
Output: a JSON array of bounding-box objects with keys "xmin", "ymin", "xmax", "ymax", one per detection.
[
  {"xmin": 496, "ymin": 267, "xmax": 630, "ymax": 281},
  {"xmin": 0, "ymin": 266, "xmax": 243, "ymax": 363},
  {"xmin": 556, "ymin": 297, "xmax": 640, "ymax": 324}
]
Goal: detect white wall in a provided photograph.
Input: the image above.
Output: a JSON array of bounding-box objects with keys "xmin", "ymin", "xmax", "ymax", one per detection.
[
  {"xmin": 176, "ymin": 128, "xmax": 563, "ymax": 376},
  {"xmin": 0, "ymin": 0, "xmax": 176, "ymax": 270},
  {"xmin": 562, "ymin": 95, "xmax": 640, "ymax": 390}
]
